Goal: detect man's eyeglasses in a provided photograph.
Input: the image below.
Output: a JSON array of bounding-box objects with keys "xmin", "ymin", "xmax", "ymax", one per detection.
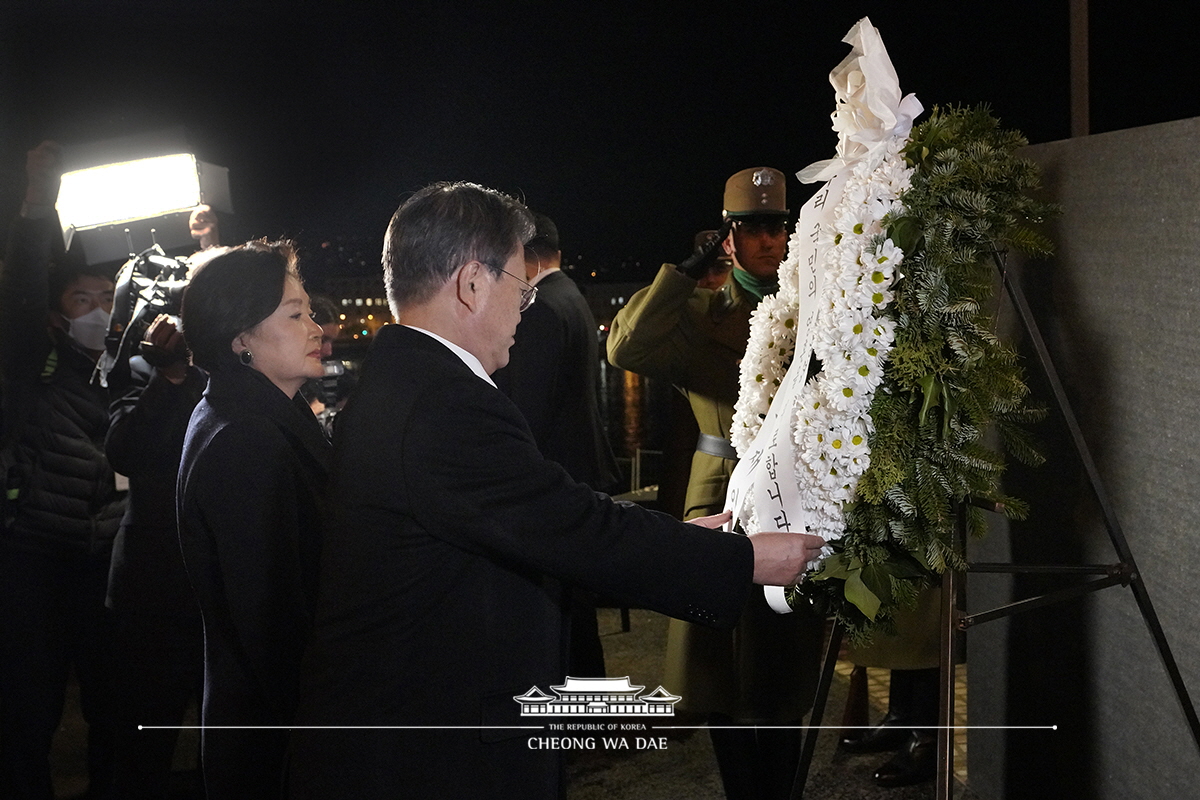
[{"xmin": 499, "ymin": 268, "xmax": 538, "ymax": 312}]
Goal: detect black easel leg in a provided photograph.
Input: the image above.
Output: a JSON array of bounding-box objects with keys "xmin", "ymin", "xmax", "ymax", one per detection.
[
  {"xmin": 789, "ymin": 620, "xmax": 843, "ymax": 800},
  {"xmin": 937, "ymin": 565, "xmax": 959, "ymax": 800},
  {"xmin": 997, "ymin": 253, "xmax": 1200, "ymax": 754}
]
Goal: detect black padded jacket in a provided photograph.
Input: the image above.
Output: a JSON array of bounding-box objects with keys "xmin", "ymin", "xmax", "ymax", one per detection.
[{"xmin": 1, "ymin": 215, "xmax": 125, "ymax": 558}]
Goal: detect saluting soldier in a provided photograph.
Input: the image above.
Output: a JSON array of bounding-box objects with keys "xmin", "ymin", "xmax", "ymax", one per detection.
[{"xmin": 607, "ymin": 167, "xmax": 824, "ymax": 800}]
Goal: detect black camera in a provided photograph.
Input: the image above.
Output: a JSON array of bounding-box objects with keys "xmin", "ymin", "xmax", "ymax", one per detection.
[{"xmin": 96, "ymin": 244, "xmax": 190, "ymax": 385}]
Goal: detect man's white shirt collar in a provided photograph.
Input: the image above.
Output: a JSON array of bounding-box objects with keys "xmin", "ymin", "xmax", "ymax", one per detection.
[{"xmin": 403, "ymin": 325, "xmax": 496, "ymax": 387}]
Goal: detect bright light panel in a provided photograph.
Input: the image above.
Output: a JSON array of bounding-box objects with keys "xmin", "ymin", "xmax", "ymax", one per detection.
[{"xmin": 57, "ymin": 153, "xmax": 203, "ymax": 230}]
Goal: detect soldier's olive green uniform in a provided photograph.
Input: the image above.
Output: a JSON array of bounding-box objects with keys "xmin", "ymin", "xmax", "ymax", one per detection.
[
  {"xmin": 845, "ymin": 586, "xmax": 942, "ymax": 670},
  {"xmin": 607, "ymin": 262, "xmax": 823, "ymax": 723},
  {"xmin": 607, "ymin": 263, "xmax": 746, "ymax": 519}
]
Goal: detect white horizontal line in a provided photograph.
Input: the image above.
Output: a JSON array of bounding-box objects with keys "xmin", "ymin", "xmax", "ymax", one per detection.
[
  {"xmin": 139, "ymin": 724, "xmax": 1057, "ymax": 731},
  {"xmin": 138, "ymin": 725, "xmax": 545, "ymax": 730},
  {"xmin": 665, "ymin": 725, "xmax": 1057, "ymax": 731}
]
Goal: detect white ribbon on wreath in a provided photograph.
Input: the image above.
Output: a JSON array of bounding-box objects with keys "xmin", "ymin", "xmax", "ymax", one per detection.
[{"xmin": 724, "ymin": 17, "xmax": 922, "ymax": 614}]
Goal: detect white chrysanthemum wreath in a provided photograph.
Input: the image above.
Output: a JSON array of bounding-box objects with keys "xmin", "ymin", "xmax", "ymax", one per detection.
[{"xmin": 733, "ymin": 136, "xmax": 912, "ymax": 542}]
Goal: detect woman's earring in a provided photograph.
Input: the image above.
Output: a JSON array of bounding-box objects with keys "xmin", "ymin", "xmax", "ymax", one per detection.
[{"xmin": 239, "ymin": 349, "xmax": 253, "ymax": 366}]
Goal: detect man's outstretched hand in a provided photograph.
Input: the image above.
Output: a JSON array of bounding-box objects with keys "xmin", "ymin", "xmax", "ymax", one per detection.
[
  {"xmin": 747, "ymin": 531, "xmax": 826, "ymax": 586},
  {"xmin": 686, "ymin": 511, "xmax": 825, "ymax": 586}
]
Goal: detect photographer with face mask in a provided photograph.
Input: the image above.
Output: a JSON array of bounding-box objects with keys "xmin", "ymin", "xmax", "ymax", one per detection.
[{"xmin": 0, "ymin": 141, "xmax": 125, "ymax": 798}]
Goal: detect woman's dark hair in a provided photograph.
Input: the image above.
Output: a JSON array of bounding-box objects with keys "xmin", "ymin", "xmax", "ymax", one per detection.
[{"xmin": 181, "ymin": 239, "xmax": 300, "ymax": 372}]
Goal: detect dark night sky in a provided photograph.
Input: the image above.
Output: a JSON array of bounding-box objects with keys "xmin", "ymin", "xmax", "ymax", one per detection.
[{"xmin": 1, "ymin": 1, "xmax": 1194, "ymax": 274}]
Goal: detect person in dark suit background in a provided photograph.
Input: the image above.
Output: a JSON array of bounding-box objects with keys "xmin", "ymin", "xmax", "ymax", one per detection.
[
  {"xmin": 492, "ymin": 211, "xmax": 619, "ymax": 679},
  {"xmin": 492, "ymin": 212, "xmax": 618, "ymax": 493},
  {"xmin": 176, "ymin": 240, "xmax": 331, "ymax": 799},
  {"xmin": 290, "ymin": 181, "xmax": 825, "ymax": 800}
]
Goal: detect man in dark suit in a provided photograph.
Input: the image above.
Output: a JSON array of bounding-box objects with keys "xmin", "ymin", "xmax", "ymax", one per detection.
[
  {"xmin": 290, "ymin": 182, "xmax": 824, "ymax": 800},
  {"xmin": 492, "ymin": 211, "xmax": 619, "ymax": 679},
  {"xmin": 492, "ymin": 212, "xmax": 618, "ymax": 494}
]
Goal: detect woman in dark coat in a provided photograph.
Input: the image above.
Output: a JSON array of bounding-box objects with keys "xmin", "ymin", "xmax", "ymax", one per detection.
[{"xmin": 176, "ymin": 240, "xmax": 331, "ymax": 799}]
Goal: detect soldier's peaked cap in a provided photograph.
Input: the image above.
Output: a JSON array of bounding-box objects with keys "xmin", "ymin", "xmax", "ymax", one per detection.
[{"xmin": 722, "ymin": 167, "xmax": 788, "ymax": 219}]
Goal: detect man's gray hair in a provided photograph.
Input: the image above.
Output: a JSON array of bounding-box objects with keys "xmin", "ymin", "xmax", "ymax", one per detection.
[{"xmin": 383, "ymin": 182, "xmax": 536, "ymax": 314}]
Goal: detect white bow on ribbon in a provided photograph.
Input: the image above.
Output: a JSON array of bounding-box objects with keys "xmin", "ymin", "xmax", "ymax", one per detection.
[{"xmin": 797, "ymin": 17, "xmax": 923, "ymax": 185}]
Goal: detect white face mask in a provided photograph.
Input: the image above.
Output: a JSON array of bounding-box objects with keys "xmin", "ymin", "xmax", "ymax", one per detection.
[{"xmin": 66, "ymin": 306, "xmax": 111, "ymax": 351}]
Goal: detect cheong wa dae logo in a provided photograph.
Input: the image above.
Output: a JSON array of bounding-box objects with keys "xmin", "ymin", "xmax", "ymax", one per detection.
[{"xmin": 514, "ymin": 676, "xmax": 680, "ymax": 716}]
